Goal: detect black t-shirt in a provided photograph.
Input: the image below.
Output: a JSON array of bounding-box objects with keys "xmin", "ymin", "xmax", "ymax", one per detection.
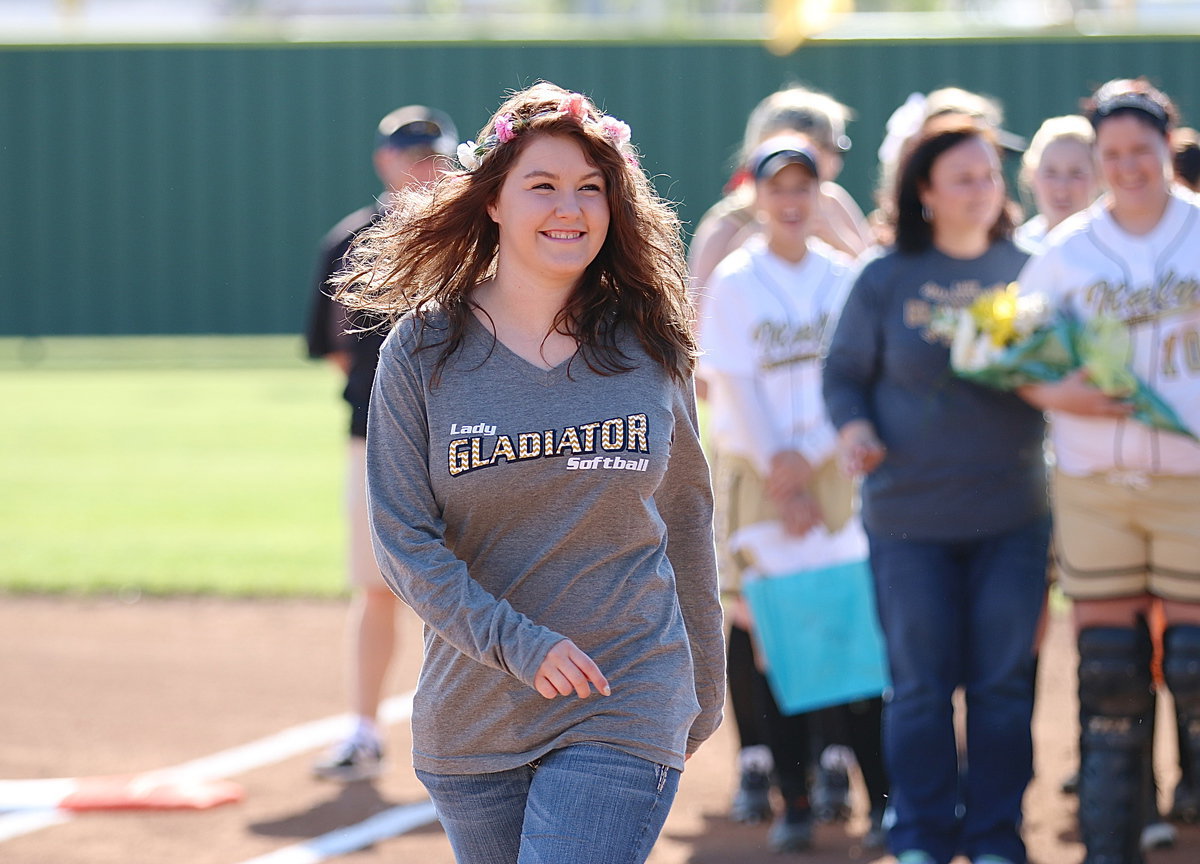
[{"xmin": 304, "ymin": 204, "xmax": 389, "ymax": 438}]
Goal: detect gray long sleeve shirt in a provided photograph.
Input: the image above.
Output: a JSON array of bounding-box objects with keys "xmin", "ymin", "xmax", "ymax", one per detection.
[{"xmin": 366, "ymin": 312, "xmax": 725, "ymax": 774}]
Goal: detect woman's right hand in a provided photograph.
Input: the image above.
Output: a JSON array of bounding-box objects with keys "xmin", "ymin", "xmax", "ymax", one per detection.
[
  {"xmin": 1017, "ymin": 369, "xmax": 1134, "ymax": 418},
  {"xmin": 836, "ymin": 420, "xmax": 886, "ymax": 477},
  {"xmin": 534, "ymin": 639, "xmax": 611, "ymax": 699}
]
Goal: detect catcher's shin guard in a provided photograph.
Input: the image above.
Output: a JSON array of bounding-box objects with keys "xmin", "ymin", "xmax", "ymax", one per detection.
[{"xmin": 1076, "ymin": 625, "xmax": 1154, "ymax": 864}]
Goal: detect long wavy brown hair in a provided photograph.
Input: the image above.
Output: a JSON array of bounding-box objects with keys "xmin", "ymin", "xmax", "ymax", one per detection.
[{"xmin": 332, "ymin": 81, "xmax": 696, "ymax": 384}]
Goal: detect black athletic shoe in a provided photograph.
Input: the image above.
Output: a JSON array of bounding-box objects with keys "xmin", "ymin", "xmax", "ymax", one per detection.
[
  {"xmin": 812, "ymin": 762, "xmax": 851, "ymax": 823},
  {"xmin": 768, "ymin": 805, "xmax": 814, "ymax": 853},
  {"xmin": 729, "ymin": 767, "xmax": 772, "ymax": 824}
]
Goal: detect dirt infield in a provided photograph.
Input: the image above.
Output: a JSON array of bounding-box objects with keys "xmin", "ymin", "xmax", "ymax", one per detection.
[{"xmin": 2, "ymin": 595, "xmax": 1197, "ymax": 864}]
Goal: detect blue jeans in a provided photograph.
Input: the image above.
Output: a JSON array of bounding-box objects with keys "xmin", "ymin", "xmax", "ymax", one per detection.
[
  {"xmin": 416, "ymin": 743, "xmax": 680, "ymax": 864},
  {"xmin": 868, "ymin": 516, "xmax": 1050, "ymax": 864}
]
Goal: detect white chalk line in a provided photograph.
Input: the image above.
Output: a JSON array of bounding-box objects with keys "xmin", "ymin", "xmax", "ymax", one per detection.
[
  {"xmin": 0, "ymin": 779, "xmax": 79, "ymax": 812},
  {"xmin": 0, "ymin": 809, "xmax": 73, "ymax": 843},
  {"xmin": 0, "ymin": 691, "xmax": 416, "ymax": 847},
  {"xmin": 234, "ymin": 800, "xmax": 439, "ymax": 864}
]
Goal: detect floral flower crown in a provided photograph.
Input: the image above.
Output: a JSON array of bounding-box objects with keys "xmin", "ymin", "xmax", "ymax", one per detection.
[{"xmin": 456, "ymin": 92, "xmax": 636, "ymax": 171}]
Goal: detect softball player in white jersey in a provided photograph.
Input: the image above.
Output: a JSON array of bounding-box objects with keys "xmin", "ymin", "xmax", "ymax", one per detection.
[{"xmin": 1019, "ymin": 78, "xmax": 1200, "ymax": 864}]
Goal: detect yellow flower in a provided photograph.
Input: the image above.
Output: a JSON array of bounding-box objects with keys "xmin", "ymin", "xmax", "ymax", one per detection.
[{"xmin": 969, "ymin": 283, "xmax": 1021, "ymax": 348}]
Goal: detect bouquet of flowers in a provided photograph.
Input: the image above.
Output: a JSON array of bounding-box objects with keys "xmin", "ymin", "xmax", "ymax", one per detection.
[{"xmin": 934, "ymin": 283, "xmax": 1196, "ymax": 440}]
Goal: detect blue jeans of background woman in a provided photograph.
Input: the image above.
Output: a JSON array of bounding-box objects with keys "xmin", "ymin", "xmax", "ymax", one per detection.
[
  {"xmin": 868, "ymin": 515, "xmax": 1051, "ymax": 864},
  {"xmin": 416, "ymin": 742, "xmax": 680, "ymax": 864}
]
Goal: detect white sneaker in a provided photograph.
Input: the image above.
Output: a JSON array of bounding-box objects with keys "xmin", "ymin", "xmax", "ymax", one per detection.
[
  {"xmin": 311, "ymin": 736, "xmax": 385, "ymax": 782},
  {"xmin": 1140, "ymin": 819, "xmax": 1176, "ymax": 850}
]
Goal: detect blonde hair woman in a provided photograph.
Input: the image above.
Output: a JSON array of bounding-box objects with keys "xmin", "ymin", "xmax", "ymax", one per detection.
[{"xmin": 1014, "ymin": 115, "xmax": 1097, "ymax": 253}]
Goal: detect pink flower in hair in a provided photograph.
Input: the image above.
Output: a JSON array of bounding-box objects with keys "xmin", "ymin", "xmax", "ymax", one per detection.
[
  {"xmin": 599, "ymin": 116, "xmax": 632, "ymax": 147},
  {"xmin": 557, "ymin": 93, "xmax": 590, "ymax": 121},
  {"xmin": 494, "ymin": 113, "xmax": 517, "ymax": 143}
]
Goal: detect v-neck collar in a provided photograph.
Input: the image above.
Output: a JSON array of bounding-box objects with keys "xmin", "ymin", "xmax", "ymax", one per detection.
[{"xmin": 466, "ymin": 313, "xmax": 575, "ymax": 386}]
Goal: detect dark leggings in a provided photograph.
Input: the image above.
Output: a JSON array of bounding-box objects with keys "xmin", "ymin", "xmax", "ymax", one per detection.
[
  {"xmin": 728, "ymin": 623, "xmax": 766, "ymax": 750},
  {"xmin": 728, "ymin": 623, "xmax": 809, "ymax": 800},
  {"xmin": 728, "ymin": 623, "xmax": 889, "ymax": 809},
  {"xmin": 817, "ymin": 697, "xmax": 890, "ymax": 812}
]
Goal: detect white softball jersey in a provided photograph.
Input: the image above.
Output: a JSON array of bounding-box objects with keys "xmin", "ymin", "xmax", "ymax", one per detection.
[
  {"xmin": 699, "ymin": 235, "xmax": 854, "ymax": 474},
  {"xmin": 1018, "ymin": 189, "xmax": 1200, "ymax": 476}
]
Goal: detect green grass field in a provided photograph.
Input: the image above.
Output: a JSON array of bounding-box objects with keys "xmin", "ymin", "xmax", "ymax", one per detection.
[{"xmin": 0, "ymin": 336, "xmax": 349, "ymax": 597}]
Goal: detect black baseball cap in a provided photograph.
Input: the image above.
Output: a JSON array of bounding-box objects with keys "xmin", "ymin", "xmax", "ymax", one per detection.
[
  {"xmin": 750, "ymin": 137, "xmax": 821, "ymax": 182},
  {"xmin": 376, "ymin": 105, "xmax": 458, "ymax": 155}
]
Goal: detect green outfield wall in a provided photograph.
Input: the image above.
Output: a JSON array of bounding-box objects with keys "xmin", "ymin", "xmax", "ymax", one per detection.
[{"xmin": 2, "ymin": 36, "xmax": 1198, "ymax": 336}]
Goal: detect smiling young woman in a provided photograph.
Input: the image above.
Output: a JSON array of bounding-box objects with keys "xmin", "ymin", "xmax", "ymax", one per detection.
[
  {"xmin": 1096, "ymin": 110, "xmax": 1175, "ymax": 233},
  {"xmin": 699, "ymin": 136, "xmax": 888, "ymax": 853},
  {"xmin": 486, "ymin": 136, "xmax": 610, "ymax": 285},
  {"xmin": 1017, "ymin": 78, "xmax": 1200, "ymax": 864},
  {"xmin": 329, "ymin": 82, "xmax": 725, "ymax": 864},
  {"xmin": 474, "ymin": 135, "xmax": 612, "ymax": 369}
]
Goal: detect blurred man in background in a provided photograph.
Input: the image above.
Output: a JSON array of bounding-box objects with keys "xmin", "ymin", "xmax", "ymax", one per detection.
[{"xmin": 305, "ymin": 104, "xmax": 458, "ymax": 781}]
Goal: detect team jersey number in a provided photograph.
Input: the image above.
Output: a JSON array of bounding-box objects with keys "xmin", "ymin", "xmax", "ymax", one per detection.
[{"xmin": 1161, "ymin": 325, "xmax": 1200, "ymax": 378}]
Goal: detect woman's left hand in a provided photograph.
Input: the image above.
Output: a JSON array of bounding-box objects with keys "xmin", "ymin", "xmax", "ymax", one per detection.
[{"xmin": 534, "ymin": 639, "xmax": 611, "ymax": 699}]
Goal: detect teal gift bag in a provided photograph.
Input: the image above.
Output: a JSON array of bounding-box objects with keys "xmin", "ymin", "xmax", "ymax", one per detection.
[{"xmin": 743, "ymin": 559, "xmax": 890, "ymax": 715}]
